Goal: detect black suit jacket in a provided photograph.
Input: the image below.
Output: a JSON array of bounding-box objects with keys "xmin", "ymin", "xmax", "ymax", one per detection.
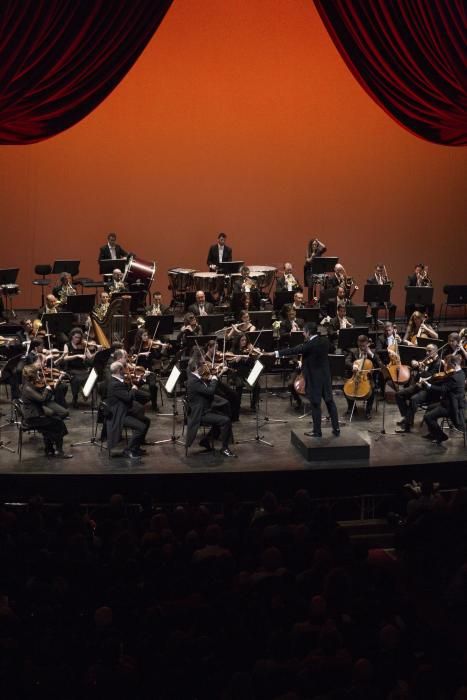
[
  {"xmin": 187, "ymin": 302, "xmax": 215, "ymax": 316},
  {"xmin": 207, "ymin": 244, "xmax": 232, "ymax": 266},
  {"xmin": 278, "ymin": 335, "xmax": 333, "ymax": 403},
  {"xmin": 429, "ymin": 370, "xmax": 465, "ymax": 427},
  {"xmin": 275, "ymin": 274, "xmax": 302, "ymax": 293},
  {"xmin": 185, "ymin": 374, "xmax": 218, "ymax": 446},
  {"xmin": 144, "ymin": 304, "xmax": 170, "ymax": 316},
  {"xmin": 98, "ymin": 243, "xmax": 127, "ymax": 262},
  {"xmin": 105, "ymin": 377, "xmax": 134, "ymax": 449}
]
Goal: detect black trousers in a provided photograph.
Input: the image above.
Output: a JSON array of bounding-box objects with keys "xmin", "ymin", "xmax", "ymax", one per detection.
[
  {"xmin": 424, "ymin": 404, "xmax": 450, "ymax": 439},
  {"xmin": 201, "ymin": 412, "xmax": 231, "ymax": 450},
  {"xmin": 346, "ymin": 390, "xmax": 375, "ymax": 415},
  {"xmin": 369, "ymin": 301, "xmax": 396, "ymax": 322},
  {"xmin": 26, "ymin": 416, "xmax": 67, "ymax": 451},
  {"xmin": 69, "ymin": 369, "xmax": 89, "ymax": 401},
  {"xmin": 395, "ymin": 385, "xmax": 430, "ymax": 424},
  {"xmin": 123, "ymin": 414, "xmax": 149, "ymax": 450},
  {"xmin": 310, "ymin": 387, "xmax": 339, "ymax": 434}
]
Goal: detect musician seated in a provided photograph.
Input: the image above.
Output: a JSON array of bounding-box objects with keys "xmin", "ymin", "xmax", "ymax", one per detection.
[
  {"xmin": 406, "ymin": 262, "xmax": 432, "ymax": 288},
  {"xmin": 280, "ymin": 306, "xmax": 303, "ymax": 335},
  {"xmin": 345, "ymin": 335, "xmax": 377, "ymax": 418},
  {"xmin": 98, "ymin": 232, "xmax": 127, "ymax": 262},
  {"xmin": 276, "ymin": 263, "xmax": 303, "ymax": 293},
  {"xmin": 403, "ymin": 311, "xmax": 438, "ymax": 345},
  {"xmin": 177, "ymin": 313, "xmax": 201, "ymax": 345},
  {"xmin": 441, "ymin": 332, "xmax": 467, "ymax": 366},
  {"xmin": 207, "ymin": 232, "xmax": 232, "ymax": 271},
  {"xmin": 227, "ymin": 310, "xmax": 256, "ymax": 339},
  {"xmin": 326, "ymin": 263, "xmax": 346, "ymax": 290},
  {"xmin": 145, "ymin": 291, "xmax": 170, "ymax": 316},
  {"xmin": 105, "ymin": 361, "xmax": 151, "ymax": 458},
  {"xmin": 324, "ymin": 306, "xmax": 355, "ymax": 351},
  {"xmin": 52, "ymin": 273, "xmax": 76, "ymax": 308},
  {"xmin": 185, "ymin": 357, "xmax": 236, "ymax": 457},
  {"xmin": 20, "ymin": 365, "xmax": 72, "ymax": 458},
  {"xmin": 187, "ymin": 290, "xmax": 214, "ymax": 317},
  {"xmin": 394, "ymin": 343, "xmax": 442, "ymax": 433},
  {"xmin": 130, "ymin": 328, "xmax": 169, "ymax": 412},
  {"xmin": 292, "ymin": 291, "xmax": 305, "ymax": 310},
  {"xmin": 376, "ymin": 322, "xmax": 402, "ymax": 353},
  {"xmin": 233, "ymin": 266, "xmax": 256, "ymax": 293},
  {"xmin": 93, "ymin": 291, "xmax": 110, "ymax": 321},
  {"xmin": 367, "ymin": 264, "xmax": 396, "ymax": 322},
  {"xmin": 421, "ymin": 355, "xmax": 465, "ymax": 444},
  {"xmin": 42, "ymin": 293, "xmax": 61, "ymax": 315},
  {"xmin": 229, "ymin": 334, "xmax": 261, "ymax": 411},
  {"xmin": 106, "ymin": 268, "xmax": 128, "ymax": 295},
  {"xmin": 204, "ymin": 340, "xmax": 240, "ymax": 421},
  {"xmin": 62, "ymin": 327, "xmax": 93, "ymax": 408}
]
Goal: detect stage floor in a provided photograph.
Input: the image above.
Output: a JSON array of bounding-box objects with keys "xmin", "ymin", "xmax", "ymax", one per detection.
[{"xmin": 0, "ymin": 391, "xmax": 465, "ymax": 502}]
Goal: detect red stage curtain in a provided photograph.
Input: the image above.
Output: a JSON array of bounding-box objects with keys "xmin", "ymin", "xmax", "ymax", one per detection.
[
  {"xmin": 314, "ymin": 0, "xmax": 467, "ymax": 146},
  {"xmin": 0, "ymin": 0, "xmax": 172, "ymax": 145}
]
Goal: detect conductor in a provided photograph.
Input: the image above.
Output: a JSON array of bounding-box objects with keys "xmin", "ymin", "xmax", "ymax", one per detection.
[{"xmin": 274, "ymin": 322, "xmax": 340, "ymax": 437}]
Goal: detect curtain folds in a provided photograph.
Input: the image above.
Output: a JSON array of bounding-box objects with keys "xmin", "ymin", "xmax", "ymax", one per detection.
[
  {"xmin": 0, "ymin": 0, "xmax": 172, "ymax": 145},
  {"xmin": 314, "ymin": 0, "xmax": 467, "ymax": 146}
]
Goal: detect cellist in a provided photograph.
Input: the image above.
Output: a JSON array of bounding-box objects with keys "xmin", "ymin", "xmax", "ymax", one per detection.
[{"xmin": 344, "ymin": 335, "xmax": 377, "ymax": 419}]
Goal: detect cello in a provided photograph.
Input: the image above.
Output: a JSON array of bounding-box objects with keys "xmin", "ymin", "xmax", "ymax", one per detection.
[
  {"xmin": 386, "ymin": 329, "xmax": 411, "ymax": 386},
  {"xmin": 343, "ymin": 354, "xmax": 374, "ymax": 401}
]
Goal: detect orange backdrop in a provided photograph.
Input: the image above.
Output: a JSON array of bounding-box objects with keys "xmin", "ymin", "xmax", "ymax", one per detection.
[{"xmin": 1, "ymin": 0, "xmax": 466, "ymax": 311}]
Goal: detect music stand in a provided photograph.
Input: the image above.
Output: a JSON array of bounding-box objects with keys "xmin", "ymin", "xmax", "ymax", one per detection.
[
  {"xmin": 42, "ymin": 313, "xmax": 74, "ymax": 337},
  {"xmin": 0, "ymin": 268, "xmax": 19, "ymax": 285},
  {"xmin": 246, "ymin": 330, "xmax": 274, "ymax": 352},
  {"xmin": 111, "ymin": 290, "xmax": 142, "ymax": 312},
  {"xmin": 52, "ymin": 260, "xmax": 80, "ymax": 277},
  {"xmin": 99, "ymin": 258, "xmax": 127, "ymax": 275},
  {"xmin": 312, "ymin": 257, "xmax": 339, "ymax": 275},
  {"xmin": 416, "ymin": 337, "xmax": 444, "ymax": 348},
  {"xmin": 405, "ymin": 286, "xmax": 434, "ymax": 311},
  {"xmin": 186, "ymin": 334, "xmax": 217, "ymax": 350},
  {"xmin": 297, "ymin": 307, "xmax": 321, "ymax": 324},
  {"xmin": 248, "ymin": 311, "xmax": 273, "ymax": 329},
  {"xmin": 145, "ymin": 315, "xmax": 175, "ymax": 337},
  {"xmin": 348, "ymin": 304, "xmax": 369, "ymax": 325},
  {"xmin": 154, "ymin": 365, "xmax": 184, "ymax": 446},
  {"xmin": 71, "ymin": 348, "xmax": 112, "ymax": 447},
  {"xmin": 236, "ymin": 360, "xmax": 273, "ymax": 447},
  {"xmin": 398, "ymin": 346, "xmax": 426, "ymax": 365},
  {"xmin": 273, "ymin": 291, "xmax": 294, "ymax": 310},
  {"xmin": 338, "ymin": 327, "xmax": 369, "ymax": 351},
  {"xmin": 217, "ymin": 261, "xmax": 244, "ymax": 274},
  {"xmin": 364, "ymin": 284, "xmax": 391, "ymax": 305},
  {"xmin": 66, "ymin": 294, "xmax": 96, "ymax": 315},
  {"xmin": 0, "ymin": 269, "xmax": 20, "ymax": 318},
  {"xmin": 198, "ymin": 315, "xmax": 226, "ymax": 335}
]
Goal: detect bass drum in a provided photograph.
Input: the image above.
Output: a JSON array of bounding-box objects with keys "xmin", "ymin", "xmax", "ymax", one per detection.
[{"xmin": 124, "ymin": 256, "xmax": 156, "ymax": 291}]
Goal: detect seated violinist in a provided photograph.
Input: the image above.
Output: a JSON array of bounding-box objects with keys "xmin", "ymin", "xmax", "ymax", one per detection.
[
  {"xmin": 20, "ymin": 365, "xmax": 72, "ymax": 458},
  {"xmin": 129, "ymin": 328, "xmax": 168, "ymax": 412},
  {"xmin": 61, "ymin": 327, "xmax": 92, "ymax": 408},
  {"xmin": 276, "ymin": 262, "xmax": 303, "ymax": 293},
  {"xmin": 145, "ymin": 291, "xmax": 170, "ymax": 316},
  {"xmin": 421, "ymin": 354, "xmax": 465, "ymax": 444},
  {"xmin": 227, "ymin": 310, "xmax": 256, "ymax": 339},
  {"xmin": 185, "ymin": 357, "xmax": 236, "ymax": 457},
  {"xmin": 229, "ymin": 334, "xmax": 261, "ymax": 412},
  {"xmin": 204, "ymin": 340, "xmax": 240, "ymax": 421},
  {"xmin": 344, "ymin": 335, "xmax": 377, "ymax": 419},
  {"xmin": 177, "ymin": 313, "xmax": 201, "ymax": 345},
  {"xmin": 403, "ymin": 311, "xmax": 438, "ymax": 346},
  {"xmin": 106, "ymin": 268, "xmax": 128, "ymax": 295},
  {"xmin": 394, "ymin": 343, "xmax": 442, "ymax": 433},
  {"xmin": 440, "ymin": 332, "xmax": 467, "ymax": 366}
]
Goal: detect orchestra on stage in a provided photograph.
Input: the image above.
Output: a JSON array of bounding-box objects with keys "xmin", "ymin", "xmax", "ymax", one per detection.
[{"xmin": 0, "ymin": 231, "xmax": 465, "ymax": 460}]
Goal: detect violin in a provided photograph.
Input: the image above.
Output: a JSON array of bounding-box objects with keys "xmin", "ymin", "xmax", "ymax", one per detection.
[
  {"xmin": 124, "ymin": 362, "xmax": 148, "ymax": 386},
  {"xmin": 35, "ymin": 368, "xmax": 69, "ymax": 389}
]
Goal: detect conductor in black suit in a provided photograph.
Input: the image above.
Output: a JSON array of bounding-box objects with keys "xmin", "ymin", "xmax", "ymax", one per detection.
[
  {"xmin": 207, "ymin": 232, "xmax": 232, "ymax": 270},
  {"xmin": 185, "ymin": 358, "xmax": 236, "ymax": 457},
  {"xmin": 105, "ymin": 361, "xmax": 151, "ymax": 458},
  {"xmin": 98, "ymin": 232, "xmax": 127, "ymax": 263},
  {"xmin": 275, "ymin": 322, "xmax": 340, "ymax": 437}
]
